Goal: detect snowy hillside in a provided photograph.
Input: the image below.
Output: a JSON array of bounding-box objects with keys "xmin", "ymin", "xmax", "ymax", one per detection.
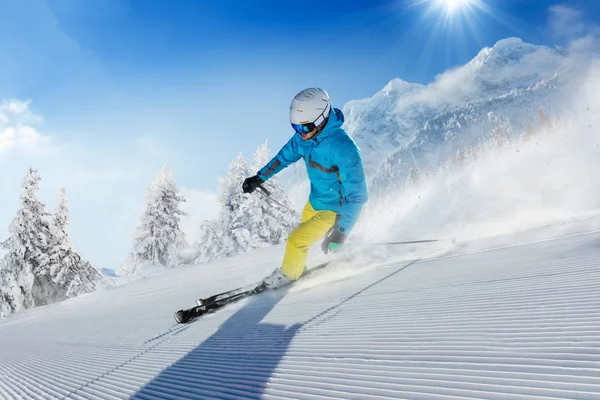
[
  {"xmin": 0, "ymin": 216, "xmax": 599, "ymax": 399},
  {"xmin": 1, "ymin": 34, "xmax": 599, "ymax": 399}
]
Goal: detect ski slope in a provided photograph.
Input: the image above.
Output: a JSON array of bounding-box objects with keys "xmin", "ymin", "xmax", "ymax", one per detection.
[{"xmin": 1, "ymin": 217, "xmax": 599, "ymax": 399}]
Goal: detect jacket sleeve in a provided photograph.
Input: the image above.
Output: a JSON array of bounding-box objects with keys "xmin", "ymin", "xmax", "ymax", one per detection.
[
  {"xmin": 333, "ymin": 137, "xmax": 368, "ymax": 235},
  {"xmin": 257, "ymin": 135, "xmax": 302, "ymax": 181}
]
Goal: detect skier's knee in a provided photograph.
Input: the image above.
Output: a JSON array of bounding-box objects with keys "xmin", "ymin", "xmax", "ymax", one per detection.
[{"xmin": 287, "ymin": 229, "xmax": 304, "ymax": 248}]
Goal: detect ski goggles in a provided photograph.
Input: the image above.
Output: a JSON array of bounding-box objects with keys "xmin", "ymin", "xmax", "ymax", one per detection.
[
  {"xmin": 291, "ymin": 122, "xmax": 318, "ymax": 135},
  {"xmin": 291, "ymin": 103, "xmax": 331, "ymax": 136}
]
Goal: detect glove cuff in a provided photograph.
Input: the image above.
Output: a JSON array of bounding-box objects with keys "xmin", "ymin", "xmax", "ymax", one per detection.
[{"xmin": 327, "ymin": 229, "xmax": 347, "ymax": 244}]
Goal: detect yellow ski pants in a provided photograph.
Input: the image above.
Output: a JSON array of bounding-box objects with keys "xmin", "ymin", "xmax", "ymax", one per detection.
[{"xmin": 282, "ymin": 202, "xmax": 337, "ymax": 280}]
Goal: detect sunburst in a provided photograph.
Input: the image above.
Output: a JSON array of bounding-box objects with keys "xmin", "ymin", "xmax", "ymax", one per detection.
[
  {"xmin": 410, "ymin": 0, "xmax": 494, "ymax": 44},
  {"xmin": 434, "ymin": 0, "xmax": 482, "ymax": 16}
]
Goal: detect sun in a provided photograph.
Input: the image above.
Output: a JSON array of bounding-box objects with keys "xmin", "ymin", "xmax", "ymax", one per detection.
[
  {"xmin": 413, "ymin": 0, "xmax": 492, "ymax": 25},
  {"xmin": 412, "ymin": 0, "xmax": 490, "ymax": 21},
  {"xmin": 407, "ymin": 0, "xmax": 498, "ymax": 62},
  {"xmin": 437, "ymin": 0, "xmax": 472, "ymax": 15}
]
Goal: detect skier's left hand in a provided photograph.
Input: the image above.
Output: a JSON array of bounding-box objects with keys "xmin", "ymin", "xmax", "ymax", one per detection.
[{"xmin": 321, "ymin": 228, "xmax": 347, "ymax": 254}]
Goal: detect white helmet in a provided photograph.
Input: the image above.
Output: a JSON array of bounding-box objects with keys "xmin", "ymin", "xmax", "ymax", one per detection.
[{"xmin": 289, "ymin": 88, "xmax": 331, "ymax": 134}]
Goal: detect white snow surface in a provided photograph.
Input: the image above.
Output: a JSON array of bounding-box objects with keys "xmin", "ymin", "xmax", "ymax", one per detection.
[{"xmin": 1, "ymin": 215, "xmax": 599, "ymax": 399}]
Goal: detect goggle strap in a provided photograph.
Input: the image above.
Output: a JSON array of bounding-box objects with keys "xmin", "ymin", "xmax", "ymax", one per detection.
[{"xmin": 313, "ymin": 102, "xmax": 331, "ymax": 127}]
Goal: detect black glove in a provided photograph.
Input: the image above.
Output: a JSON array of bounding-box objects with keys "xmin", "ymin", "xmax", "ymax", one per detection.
[
  {"xmin": 321, "ymin": 227, "xmax": 347, "ymax": 254},
  {"xmin": 242, "ymin": 175, "xmax": 264, "ymax": 194}
]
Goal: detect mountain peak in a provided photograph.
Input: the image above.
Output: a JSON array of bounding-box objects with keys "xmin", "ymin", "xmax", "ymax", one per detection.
[
  {"xmin": 469, "ymin": 37, "xmax": 541, "ymax": 70},
  {"xmin": 377, "ymin": 78, "xmax": 423, "ymax": 98}
]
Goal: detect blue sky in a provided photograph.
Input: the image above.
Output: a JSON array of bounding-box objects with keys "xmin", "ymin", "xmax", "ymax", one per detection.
[{"xmin": 1, "ymin": 0, "xmax": 599, "ymax": 269}]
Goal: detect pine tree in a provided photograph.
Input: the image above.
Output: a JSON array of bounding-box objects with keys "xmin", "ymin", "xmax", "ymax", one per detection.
[
  {"xmin": 0, "ymin": 175, "xmax": 102, "ymax": 319},
  {"xmin": 191, "ymin": 143, "xmax": 298, "ymax": 263},
  {"xmin": 119, "ymin": 164, "xmax": 187, "ymax": 275},
  {"xmin": 0, "ymin": 168, "xmax": 53, "ymax": 315},
  {"xmin": 239, "ymin": 141, "xmax": 298, "ymax": 248},
  {"xmin": 52, "ymin": 188, "xmax": 70, "ymax": 248},
  {"xmin": 192, "ymin": 220, "xmax": 223, "ymax": 263},
  {"xmin": 220, "ymin": 153, "xmax": 251, "ymax": 225},
  {"xmin": 213, "ymin": 153, "xmax": 253, "ymax": 257},
  {"xmin": 46, "ymin": 188, "xmax": 101, "ymax": 299},
  {"xmin": 250, "ymin": 140, "xmax": 272, "ymax": 172}
]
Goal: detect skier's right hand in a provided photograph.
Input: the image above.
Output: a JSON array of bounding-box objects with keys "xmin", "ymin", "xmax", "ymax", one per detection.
[
  {"xmin": 242, "ymin": 175, "xmax": 264, "ymax": 194},
  {"xmin": 321, "ymin": 228, "xmax": 347, "ymax": 254}
]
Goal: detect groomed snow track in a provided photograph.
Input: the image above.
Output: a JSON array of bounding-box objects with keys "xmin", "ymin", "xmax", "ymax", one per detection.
[{"xmin": 1, "ymin": 231, "xmax": 599, "ymax": 399}]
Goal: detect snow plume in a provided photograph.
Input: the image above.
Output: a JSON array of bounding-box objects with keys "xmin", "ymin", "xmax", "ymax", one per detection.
[
  {"xmin": 410, "ymin": 37, "xmax": 567, "ymax": 110},
  {"xmin": 357, "ymin": 60, "xmax": 600, "ymax": 247},
  {"xmin": 118, "ymin": 164, "xmax": 187, "ymax": 276},
  {"xmin": 188, "ymin": 142, "xmax": 298, "ymax": 264}
]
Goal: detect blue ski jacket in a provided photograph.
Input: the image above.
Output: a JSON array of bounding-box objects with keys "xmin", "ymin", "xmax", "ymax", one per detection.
[{"xmin": 258, "ymin": 108, "xmax": 368, "ymax": 235}]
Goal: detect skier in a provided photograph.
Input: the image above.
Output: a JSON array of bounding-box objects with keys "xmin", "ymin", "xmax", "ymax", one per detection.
[{"xmin": 242, "ymin": 88, "xmax": 368, "ymax": 288}]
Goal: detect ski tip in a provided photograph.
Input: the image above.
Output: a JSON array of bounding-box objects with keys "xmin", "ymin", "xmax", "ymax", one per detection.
[{"xmin": 174, "ymin": 310, "xmax": 187, "ymax": 324}]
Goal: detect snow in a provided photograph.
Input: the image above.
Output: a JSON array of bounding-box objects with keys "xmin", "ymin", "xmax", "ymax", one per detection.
[
  {"xmin": 1, "ymin": 169, "xmax": 102, "ymax": 317},
  {"xmin": 2, "ymin": 36, "xmax": 600, "ymax": 398},
  {"xmin": 0, "ymin": 216, "xmax": 599, "ymax": 399}
]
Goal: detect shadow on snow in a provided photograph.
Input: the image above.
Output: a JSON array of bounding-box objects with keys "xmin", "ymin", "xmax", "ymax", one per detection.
[
  {"xmin": 132, "ymin": 259, "xmax": 420, "ymax": 399},
  {"xmin": 132, "ymin": 288, "xmax": 299, "ymax": 399}
]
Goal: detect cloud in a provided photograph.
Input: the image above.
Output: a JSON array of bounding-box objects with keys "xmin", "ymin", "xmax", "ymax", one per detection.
[
  {"xmin": 547, "ymin": 5, "xmax": 587, "ymax": 40},
  {"xmin": 546, "ymin": 5, "xmax": 600, "ymax": 68},
  {"xmin": 547, "ymin": 4, "xmax": 600, "ymax": 47},
  {"xmin": 1, "ymin": 99, "xmax": 31, "ymax": 114},
  {"xmin": 0, "ymin": 100, "xmax": 50, "ymax": 153}
]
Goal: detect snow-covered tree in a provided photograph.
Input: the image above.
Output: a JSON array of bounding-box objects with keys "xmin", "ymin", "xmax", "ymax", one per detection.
[
  {"xmin": 238, "ymin": 141, "xmax": 298, "ymax": 247},
  {"xmin": 210, "ymin": 152, "xmax": 253, "ymax": 258},
  {"xmin": 191, "ymin": 143, "xmax": 298, "ymax": 263},
  {"xmin": 220, "ymin": 153, "xmax": 251, "ymax": 225},
  {"xmin": 52, "ymin": 188, "xmax": 70, "ymax": 248},
  {"xmin": 250, "ymin": 140, "xmax": 272, "ymax": 172},
  {"xmin": 190, "ymin": 220, "xmax": 223, "ymax": 263},
  {"xmin": 0, "ymin": 174, "xmax": 102, "ymax": 319},
  {"xmin": 119, "ymin": 164, "xmax": 187, "ymax": 275},
  {"xmin": 0, "ymin": 168, "xmax": 53, "ymax": 316},
  {"xmin": 45, "ymin": 188, "xmax": 101, "ymax": 300}
]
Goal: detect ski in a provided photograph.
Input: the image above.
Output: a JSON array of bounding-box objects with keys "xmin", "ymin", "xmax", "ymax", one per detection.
[
  {"xmin": 174, "ymin": 260, "xmax": 333, "ymax": 324},
  {"xmin": 195, "ymin": 282, "xmax": 259, "ymax": 307},
  {"xmin": 195, "ymin": 260, "xmax": 333, "ymax": 308},
  {"xmin": 174, "ymin": 282, "xmax": 267, "ymax": 324}
]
